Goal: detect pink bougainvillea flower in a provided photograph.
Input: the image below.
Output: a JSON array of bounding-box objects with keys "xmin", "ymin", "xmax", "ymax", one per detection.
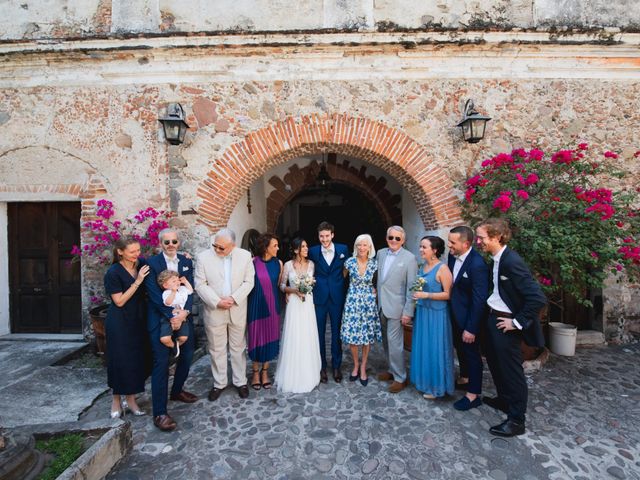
[
  {"xmin": 616, "ymin": 264, "xmax": 623, "ymax": 271},
  {"xmin": 464, "ymin": 187, "xmax": 476, "ymax": 203},
  {"xmin": 551, "ymin": 150, "xmax": 575, "ymax": 164},
  {"xmin": 528, "ymin": 149, "xmax": 544, "ymax": 161},
  {"xmin": 516, "ymin": 190, "xmax": 529, "ymax": 200},
  {"xmin": 492, "ymin": 194, "xmax": 512, "ymax": 212},
  {"xmin": 604, "ymin": 151, "xmax": 618, "ymax": 159},
  {"xmin": 577, "ymin": 143, "xmax": 589, "ymax": 150},
  {"xmin": 524, "ymin": 173, "xmax": 539, "ymax": 186},
  {"xmin": 590, "ymin": 251, "xmax": 599, "ymax": 258}
]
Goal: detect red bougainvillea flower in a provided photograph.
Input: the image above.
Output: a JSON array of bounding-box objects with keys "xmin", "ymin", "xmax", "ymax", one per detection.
[
  {"xmin": 524, "ymin": 173, "xmax": 539, "ymax": 186},
  {"xmin": 551, "ymin": 150, "xmax": 575, "ymax": 164},
  {"xmin": 517, "ymin": 190, "xmax": 529, "ymax": 200},
  {"xmin": 604, "ymin": 151, "xmax": 618, "ymax": 159},
  {"xmin": 578, "ymin": 143, "xmax": 589, "ymax": 150},
  {"xmin": 528, "ymin": 149, "xmax": 544, "ymax": 161},
  {"xmin": 465, "ymin": 187, "xmax": 476, "ymax": 203},
  {"xmin": 493, "ymin": 194, "xmax": 512, "ymax": 212}
]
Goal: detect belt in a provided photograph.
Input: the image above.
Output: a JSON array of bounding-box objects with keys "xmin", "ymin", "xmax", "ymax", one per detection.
[{"xmin": 489, "ymin": 308, "xmax": 513, "ymax": 318}]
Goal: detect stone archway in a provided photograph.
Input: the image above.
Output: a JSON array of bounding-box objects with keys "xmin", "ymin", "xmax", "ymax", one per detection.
[
  {"xmin": 196, "ymin": 114, "xmax": 461, "ymax": 231},
  {"xmin": 265, "ymin": 158, "xmax": 402, "ymax": 233}
]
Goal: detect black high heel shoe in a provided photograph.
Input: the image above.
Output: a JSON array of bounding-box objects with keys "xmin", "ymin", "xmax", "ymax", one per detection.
[
  {"xmin": 349, "ymin": 373, "xmax": 358, "ymax": 382},
  {"xmin": 359, "ymin": 376, "xmax": 369, "ymax": 387}
]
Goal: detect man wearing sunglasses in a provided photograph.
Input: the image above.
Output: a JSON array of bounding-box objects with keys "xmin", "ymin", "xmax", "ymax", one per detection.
[
  {"xmin": 376, "ymin": 226, "xmax": 418, "ymax": 393},
  {"xmin": 144, "ymin": 228, "xmax": 197, "ymax": 432},
  {"xmin": 195, "ymin": 228, "xmax": 255, "ymax": 402}
]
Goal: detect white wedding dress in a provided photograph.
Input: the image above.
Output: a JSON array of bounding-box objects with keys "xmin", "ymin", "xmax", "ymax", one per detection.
[{"xmin": 274, "ymin": 260, "xmax": 321, "ymax": 393}]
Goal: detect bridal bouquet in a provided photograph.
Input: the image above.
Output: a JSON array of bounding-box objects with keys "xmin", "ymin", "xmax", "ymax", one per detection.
[
  {"xmin": 295, "ymin": 274, "xmax": 316, "ymax": 302},
  {"xmin": 410, "ymin": 276, "xmax": 426, "ymax": 292}
]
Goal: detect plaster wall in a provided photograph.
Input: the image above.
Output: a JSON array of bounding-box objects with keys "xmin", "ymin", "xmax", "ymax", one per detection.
[{"xmin": 2, "ymin": 0, "xmax": 639, "ymax": 40}]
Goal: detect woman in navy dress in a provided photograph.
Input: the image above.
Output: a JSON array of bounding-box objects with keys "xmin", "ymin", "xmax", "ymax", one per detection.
[
  {"xmin": 410, "ymin": 236, "xmax": 454, "ymax": 399},
  {"xmin": 247, "ymin": 233, "xmax": 283, "ymax": 390},
  {"xmin": 104, "ymin": 236, "xmax": 150, "ymax": 418}
]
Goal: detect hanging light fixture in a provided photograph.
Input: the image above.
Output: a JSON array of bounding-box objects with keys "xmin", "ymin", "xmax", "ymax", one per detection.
[
  {"xmin": 316, "ymin": 152, "xmax": 331, "ymax": 189},
  {"xmin": 457, "ymin": 99, "xmax": 491, "ymax": 143},
  {"xmin": 158, "ymin": 103, "xmax": 190, "ymax": 145}
]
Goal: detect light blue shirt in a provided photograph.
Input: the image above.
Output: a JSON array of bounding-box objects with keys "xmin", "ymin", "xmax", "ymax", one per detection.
[{"xmin": 381, "ymin": 248, "xmax": 400, "ymax": 281}]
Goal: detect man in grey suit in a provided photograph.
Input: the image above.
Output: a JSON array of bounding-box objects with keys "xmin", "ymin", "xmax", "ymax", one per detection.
[{"xmin": 376, "ymin": 226, "xmax": 418, "ymax": 393}]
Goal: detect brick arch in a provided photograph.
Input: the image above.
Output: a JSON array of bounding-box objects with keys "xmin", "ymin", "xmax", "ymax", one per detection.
[
  {"xmin": 266, "ymin": 158, "xmax": 402, "ymax": 232},
  {"xmin": 196, "ymin": 114, "xmax": 462, "ymax": 231}
]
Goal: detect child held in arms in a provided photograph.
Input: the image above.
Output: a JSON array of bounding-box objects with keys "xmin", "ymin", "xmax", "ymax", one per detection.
[{"xmin": 157, "ymin": 270, "xmax": 193, "ymax": 358}]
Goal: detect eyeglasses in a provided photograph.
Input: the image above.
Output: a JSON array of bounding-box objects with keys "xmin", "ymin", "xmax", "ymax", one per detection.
[
  {"xmin": 212, "ymin": 244, "xmax": 226, "ymax": 251},
  {"xmin": 387, "ymin": 236, "xmax": 402, "ymax": 242},
  {"xmin": 163, "ymin": 240, "xmax": 179, "ymax": 245}
]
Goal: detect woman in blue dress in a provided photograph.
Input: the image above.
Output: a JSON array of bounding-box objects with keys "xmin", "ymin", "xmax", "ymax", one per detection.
[
  {"xmin": 340, "ymin": 234, "xmax": 381, "ymax": 386},
  {"xmin": 410, "ymin": 235, "xmax": 454, "ymax": 399},
  {"xmin": 104, "ymin": 236, "xmax": 150, "ymax": 418}
]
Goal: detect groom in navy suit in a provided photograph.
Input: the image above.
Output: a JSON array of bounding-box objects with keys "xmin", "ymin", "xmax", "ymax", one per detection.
[
  {"xmin": 447, "ymin": 226, "xmax": 489, "ymax": 411},
  {"xmin": 476, "ymin": 218, "xmax": 546, "ymax": 437},
  {"xmin": 308, "ymin": 221, "xmax": 348, "ymax": 383},
  {"xmin": 144, "ymin": 228, "xmax": 197, "ymax": 432}
]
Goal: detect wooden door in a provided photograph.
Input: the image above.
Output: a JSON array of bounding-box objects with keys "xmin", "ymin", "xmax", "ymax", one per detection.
[{"xmin": 8, "ymin": 202, "xmax": 81, "ymax": 333}]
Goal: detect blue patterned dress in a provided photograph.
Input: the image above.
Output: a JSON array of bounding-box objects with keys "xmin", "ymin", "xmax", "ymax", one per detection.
[
  {"xmin": 340, "ymin": 257, "xmax": 381, "ymax": 345},
  {"xmin": 410, "ymin": 262, "xmax": 454, "ymax": 397}
]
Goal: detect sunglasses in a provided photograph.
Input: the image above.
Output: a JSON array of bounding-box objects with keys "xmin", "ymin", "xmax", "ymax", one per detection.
[
  {"xmin": 163, "ymin": 240, "xmax": 179, "ymax": 245},
  {"xmin": 387, "ymin": 235, "xmax": 402, "ymax": 242},
  {"xmin": 212, "ymin": 244, "xmax": 226, "ymax": 251}
]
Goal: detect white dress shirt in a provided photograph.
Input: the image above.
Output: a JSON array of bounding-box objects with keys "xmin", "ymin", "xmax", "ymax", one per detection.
[
  {"xmin": 222, "ymin": 254, "xmax": 232, "ymax": 297},
  {"xmin": 163, "ymin": 252, "xmax": 179, "ymax": 272},
  {"xmin": 487, "ymin": 246, "xmax": 522, "ymax": 329},
  {"xmin": 381, "ymin": 248, "xmax": 400, "ymax": 281},
  {"xmin": 453, "ymin": 248, "xmax": 471, "ymax": 281},
  {"xmin": 322, "ymin": 243, "xmax": 335, "ymax": 265}
]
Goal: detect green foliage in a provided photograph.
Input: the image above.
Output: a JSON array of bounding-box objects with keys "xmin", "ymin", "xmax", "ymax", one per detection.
[
  {"xmin": 36, "ymin": 433, "xmax": 84, "ymax": 480},
  {"xmin": 462, "ymin": 146, "xmax": 640, "ymax": 307}
]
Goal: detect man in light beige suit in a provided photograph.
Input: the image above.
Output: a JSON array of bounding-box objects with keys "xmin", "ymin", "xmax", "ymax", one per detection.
[{"xmin": 195, "ymin": 228, "xmax": 255, "ymax": 401}]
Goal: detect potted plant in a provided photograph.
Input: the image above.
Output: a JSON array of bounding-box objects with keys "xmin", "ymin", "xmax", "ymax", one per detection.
[
  {"xmin": 461, "ymin": 145, "xmax": 640, "ymax": 345},
  {"xmin": 71, "ymin": 199, "xmax": 172, "ymax": 353}
]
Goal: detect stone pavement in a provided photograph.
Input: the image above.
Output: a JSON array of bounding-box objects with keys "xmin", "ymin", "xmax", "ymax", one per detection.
[{"xmin": 79, "ymin": 341, "xmax": 640, "ymax": 480}]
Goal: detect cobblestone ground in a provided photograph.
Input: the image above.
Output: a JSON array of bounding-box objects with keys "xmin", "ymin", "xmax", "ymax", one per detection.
[{"xmin": 94, "ymin": 342, "xmax": 640, "ymax": 480}]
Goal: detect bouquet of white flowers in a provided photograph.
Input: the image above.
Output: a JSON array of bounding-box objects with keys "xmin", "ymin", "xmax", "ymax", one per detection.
[
  {"xmin": 295, "ymin": 274, "xmax": 316, "ymax": 302},
  {"xmin": 410, "ymin": 276, "xmax": 426, "ymax": 292}
]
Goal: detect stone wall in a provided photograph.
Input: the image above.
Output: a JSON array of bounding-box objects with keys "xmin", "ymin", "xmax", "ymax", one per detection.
[{"xmin": 1, "ymin": 0, "xmax": 639, "ymax": 41}]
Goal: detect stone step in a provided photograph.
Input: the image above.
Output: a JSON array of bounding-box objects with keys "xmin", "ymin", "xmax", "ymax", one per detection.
[{"xmin": 576, "ymin": 329, "xmax": 606, "ymax": 346}]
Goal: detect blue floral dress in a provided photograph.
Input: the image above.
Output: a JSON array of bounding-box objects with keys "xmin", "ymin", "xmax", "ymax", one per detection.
[{"xmin": 340, "ymin": 257, "xmax": 382, "ymax": 345}]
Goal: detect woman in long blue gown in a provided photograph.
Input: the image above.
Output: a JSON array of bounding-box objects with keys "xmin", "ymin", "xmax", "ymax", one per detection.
[{"xmin": 409, "ymin": 236, "xmax": 455, "ymax": 399}]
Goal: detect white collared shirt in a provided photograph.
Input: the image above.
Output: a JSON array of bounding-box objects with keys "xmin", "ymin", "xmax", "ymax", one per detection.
[
  {"xmin": 487, "ymin": 246, "xmax": 522, "ymax": 329},
  {"xmin": 222, "ymin": 253, "xmax": 233, "ymax": 297},
  {"xmin": 322, "ymin": 243, "xmax": 335, "ymax": 264},
  {"xmin": 381, "ymin": 248, "xmax": 400, "ymax": 281},
  {"xmin": 453, "ymin": 248, "xmax": 471, "ymax": 281},
  {"xmin": 163, "ymin": 253, "xmax": 179, "ymax": 273}
]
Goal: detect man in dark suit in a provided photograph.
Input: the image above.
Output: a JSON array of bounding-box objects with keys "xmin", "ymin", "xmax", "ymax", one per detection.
[
  {"xmin": 308, "ymin": 221, "xmax": 349, "ymax": 383},
  {"xmin": 476, "ymin": 218, "xmax": 546, "ymax": 437},
  {"xmin": 447, "ymin": 226, "xmax": 489, "ymax": 411},
  {"xmin": 144, "ymin": 228, "xmax": 197, "ymax": 432}
]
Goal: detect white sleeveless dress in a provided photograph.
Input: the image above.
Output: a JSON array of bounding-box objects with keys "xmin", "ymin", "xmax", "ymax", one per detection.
[{"xmin": 274, "ymin": 260, "xmax": 322, "ymax": 393}]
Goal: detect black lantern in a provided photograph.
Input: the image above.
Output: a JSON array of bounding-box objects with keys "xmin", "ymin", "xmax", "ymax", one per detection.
[
  {"xmin": 316, "ymin": 153, "xmax": 331, "ymax": 188},
  {"xmin": 158, "ymin": 103, "xmax": 189, "ymax": 145},
  {"xmin": 457, "ymin": 99, "xmax": 491, "ymax": 143}
]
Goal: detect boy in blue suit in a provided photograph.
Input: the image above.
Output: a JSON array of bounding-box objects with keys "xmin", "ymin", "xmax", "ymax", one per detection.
[{"xmin": 308, "ymin": 221, "xmax": 348, "ymax": 383}]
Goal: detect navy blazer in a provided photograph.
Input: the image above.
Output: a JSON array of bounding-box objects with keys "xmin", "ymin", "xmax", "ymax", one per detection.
[
  {"xmin": 308, "ymin": 243, "xmax": 349, "ymax": 305},
  {"xmin": 144, "ymin": 253, "xmax": 194, "ymax": 331},
  {"xmin": 448, "ymin": 247, "xmax": 489, "ymax": 335},
  {"xmin": 492, "ymin": 247, "xmax": 547, "ymax": 347}
]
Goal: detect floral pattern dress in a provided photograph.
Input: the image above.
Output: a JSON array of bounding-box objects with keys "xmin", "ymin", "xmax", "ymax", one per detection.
[{"xmin": 340, "ymin": 257, "xmax": 382, "ymax": 345}]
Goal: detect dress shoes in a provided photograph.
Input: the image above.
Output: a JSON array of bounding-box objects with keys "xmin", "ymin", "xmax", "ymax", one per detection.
[
  {"xmin": 333, "ymin": 369, "xmax": 343, "ymax": 383},
  {"xmin": 320, "ymin": 369, "xmax": 328, "ymax": 384},
  {"xmin": 349, "ymin": 374, "xmax": 358, "ymax": 382},
  {"xmin": 208, "ymin": 387, "xmax": 224, "ymax": 402},
  {"xmin": 170, "ymin": 390, "xmax": 198, "ymax": 403},
  {"xmin": 453, "ymin": 396, "xmax": 482, "ymax": 411},
  {"xmin": 490, "ymin": 419, "xmax": 525, "ymax": 437},
  {"xmin": 153, "ymin": 414, "xmax": 177, "ymax": 432},
  {"xmin": 359, "ymin": 376, "xmax": 369, "ymax": 387},
  {"xmin": 388, "ymin": 380, "xmax": 407, "ymax": 393},
  {"xmin": 483, "ymin": 396, "xmax": 509, "ymax": 414},
  {"xmin": 377, "ymin": 371, "xmax": 394, "ymax": 382},
  {"xmin": 237, "ymin": 384, "xmax": 250, "ymax": 399}
]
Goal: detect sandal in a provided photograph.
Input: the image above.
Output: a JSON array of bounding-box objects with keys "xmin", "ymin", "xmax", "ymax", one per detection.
[
  {"xmin": 251, "ymin": 370, "xmax": 261, "ymax": 390},
  {"xmin": 261, "ymin": 367, "xmax": 272, "ymax": 390}
]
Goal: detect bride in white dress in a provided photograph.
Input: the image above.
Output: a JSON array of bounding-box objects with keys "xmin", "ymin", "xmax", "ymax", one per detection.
[{"xmin": 274, "ymin": 238, "xmax": 321, "ymax": 393}]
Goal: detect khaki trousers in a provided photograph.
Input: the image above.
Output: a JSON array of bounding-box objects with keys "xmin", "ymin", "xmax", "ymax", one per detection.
[{"xmin": 204, "ymin": 311, "xmax": 247, "ymax": 389}]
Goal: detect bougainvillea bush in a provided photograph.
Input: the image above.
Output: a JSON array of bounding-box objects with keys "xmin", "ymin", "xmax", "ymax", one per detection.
[
  {"xmin": 462, "ymin": 145, "xmax": 640, "ymax": 308},
  {"xmin": 71, "ymin": 199, "xmax": 172, "ymax": 303}
]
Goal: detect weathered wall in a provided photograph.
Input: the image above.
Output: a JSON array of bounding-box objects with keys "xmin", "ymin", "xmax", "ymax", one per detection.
[{"xmin": 1, "ymin": 0, "xmax": 639, "ymax": 40}]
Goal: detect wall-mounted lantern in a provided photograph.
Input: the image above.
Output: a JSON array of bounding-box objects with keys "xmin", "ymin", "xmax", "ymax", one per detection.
[
  {"xmin": 457, "ymin": 99, "xmax": 491, "ymax": 143},
  {"xmin": 158, "ymin": 103, "xmax": 189, "ymax": 145}
]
